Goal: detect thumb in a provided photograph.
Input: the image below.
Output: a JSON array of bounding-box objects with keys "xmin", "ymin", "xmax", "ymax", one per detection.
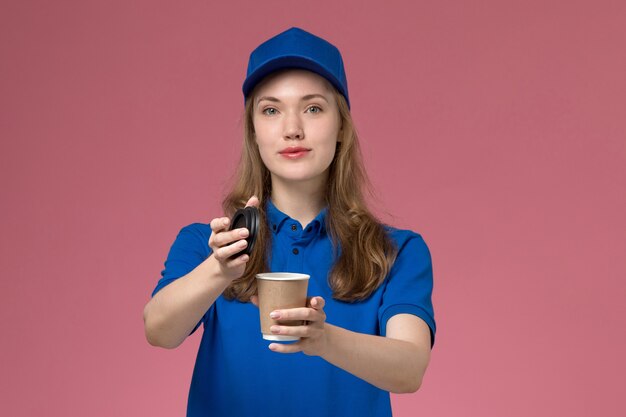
[
  {"xmin": 245, "ymin": 195, "xmax": 260, "ymax": 208},
  {"xmin": 250, "ymin": 295, "xmax": 259, "ymax": 307}
]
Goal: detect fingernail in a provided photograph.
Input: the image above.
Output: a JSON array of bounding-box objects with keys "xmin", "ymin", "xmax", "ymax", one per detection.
[
  {"xmin": 270, "ymin": 326, "xmax": 280, "ymax": 333},
  {"xmin": 270, "ymin": 311, "xmax": 280, "ymax": 319},
  {"xmin": 239, "ymin": 229, "xmax": 248, "ymax": 237}
]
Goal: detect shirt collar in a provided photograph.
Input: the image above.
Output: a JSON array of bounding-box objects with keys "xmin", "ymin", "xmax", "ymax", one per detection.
[{"xmin": 266, "ymin": 198, "xmax": 328, "ymax": 236}]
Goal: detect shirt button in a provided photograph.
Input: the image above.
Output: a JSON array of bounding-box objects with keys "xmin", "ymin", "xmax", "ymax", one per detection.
[
  {"xmin": 291, "ymin": 224, "xmax": 297, "ymax": 231},
  {"xmin": 292, "ymin": 248, "xmax": 299, "ymax": 255}
]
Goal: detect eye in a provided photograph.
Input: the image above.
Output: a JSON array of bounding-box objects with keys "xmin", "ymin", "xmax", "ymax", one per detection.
[
  {"xmin": 306, "ymin": 105, "xmax": 322, "ymax": 114},
  {"xmin": 262, "ymin": 107, "xmax": 278, "ymax": 116}
]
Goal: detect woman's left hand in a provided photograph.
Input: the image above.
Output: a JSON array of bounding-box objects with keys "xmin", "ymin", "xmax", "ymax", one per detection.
[{"xmin": 250, "ymin": 295, "xmax": 328, "ymax": 356}]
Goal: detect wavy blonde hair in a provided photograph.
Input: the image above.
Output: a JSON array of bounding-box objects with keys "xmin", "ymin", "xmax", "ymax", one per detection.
[{"xmin": 221, "ymin": 82, "xmax": 398, "ymax": 302}]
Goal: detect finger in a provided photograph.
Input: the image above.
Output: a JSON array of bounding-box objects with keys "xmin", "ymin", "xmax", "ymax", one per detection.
[
  {"xmin": 223, "ymin": 253, "xmax": 249, "ymax": 268},
  {"xmin": 271, "ymin": 307, "xmax": 317, "ymax": 322},
  {"xmin": 309, "ymin": 296, "xmax": 325, "ymax": 310},
  {"xmin": 269, "ymin": 342, "xmax": 302, "ymax": 354},
  {"xmin": 245, "ymin": 195, "xmax": 260, "ymax": 208},
  {"xmin": 212, "ymin": 227, "xmax": 249, "ymax": 248},
  {"xmin": 214, "ymin": 239, "xmax": 248, "ymax": 261},
  {"xmin": 250, "ymin": 295, "xmax": 259, "ymax": 307},
  {"xmin": 270, "ymin": 324, "xmax": 315, "ymax": 338},
  {"xmin": 210, "ymin": 217, "xmax": 230, "ymax": 233},
  {"xmin": 208, "ymin": 250, "xmax": 249, "ymax": 268}
]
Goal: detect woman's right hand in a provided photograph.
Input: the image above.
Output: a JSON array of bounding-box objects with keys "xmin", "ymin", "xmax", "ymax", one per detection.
[{"xmin": 208, "ymin": 196, "xmax": 260, "ymax": 281}]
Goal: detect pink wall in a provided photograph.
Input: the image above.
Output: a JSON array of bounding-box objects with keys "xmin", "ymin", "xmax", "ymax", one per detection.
[{"xmin": 1, "ymin": 1, "xmax": 624, "ymax": 416}]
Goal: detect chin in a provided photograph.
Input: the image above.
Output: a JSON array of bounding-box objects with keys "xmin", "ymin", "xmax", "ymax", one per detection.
[{"xmin": 273, "ymin": 171, "xmax": 325, "ymax": 184}]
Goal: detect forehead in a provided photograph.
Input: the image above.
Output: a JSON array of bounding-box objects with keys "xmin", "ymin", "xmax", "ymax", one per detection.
[{"xmin": 254, "ymin": 69, "xmax": 333, "ymax": 96}]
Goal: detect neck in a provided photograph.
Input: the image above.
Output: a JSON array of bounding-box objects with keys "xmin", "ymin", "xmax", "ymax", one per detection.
[{"xmin": 270, "ymin": 175, "xmax": 327, "ymax": 228}]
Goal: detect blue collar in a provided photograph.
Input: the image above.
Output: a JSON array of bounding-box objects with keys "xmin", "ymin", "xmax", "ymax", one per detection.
[{"xmin": 265, "ymin": 199, "xmax": 328, "ymax": 236}]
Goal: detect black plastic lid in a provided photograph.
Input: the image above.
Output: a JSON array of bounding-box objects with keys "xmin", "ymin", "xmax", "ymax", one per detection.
[{"xmin": 228, "ymin": 206, "xmax": 259, "ymax": 259}]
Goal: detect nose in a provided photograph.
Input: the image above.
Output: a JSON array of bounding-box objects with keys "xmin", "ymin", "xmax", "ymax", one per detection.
[{"xmin": 283, "ymin": 112, "xmax": 304, "ymax": 140}]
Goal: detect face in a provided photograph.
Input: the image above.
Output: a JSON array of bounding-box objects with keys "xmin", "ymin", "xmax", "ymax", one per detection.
[{"xmin": 251, "ymin": 69, "xmax": 342, "ymax": 189}]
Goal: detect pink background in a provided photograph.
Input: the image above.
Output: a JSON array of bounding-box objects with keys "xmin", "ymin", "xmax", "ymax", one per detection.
[{"xmin": 1, "ymin": 1, "xmax": 625, "ymax": 416}]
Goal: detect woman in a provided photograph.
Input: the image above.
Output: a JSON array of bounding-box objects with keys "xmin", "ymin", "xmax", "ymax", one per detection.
[{"xmin": 143, "ymin": 27, "xmax": 436, "ymax": 417}]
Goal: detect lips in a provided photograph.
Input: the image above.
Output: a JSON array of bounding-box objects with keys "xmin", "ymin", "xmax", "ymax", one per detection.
[{"xmin": 279, "ymin": 146, "xmax": 311, "ymax": 154}]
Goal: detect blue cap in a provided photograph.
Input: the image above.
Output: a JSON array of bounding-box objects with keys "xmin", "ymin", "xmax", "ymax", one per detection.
[{"xmin": 242, "ymin": 27, "xmax": 350, "ymax": 108}]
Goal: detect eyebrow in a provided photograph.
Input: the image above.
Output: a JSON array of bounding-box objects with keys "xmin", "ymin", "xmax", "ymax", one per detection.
[{"xmin": 256, "ymin": 94, "xmax": 329, "ymax": 106}]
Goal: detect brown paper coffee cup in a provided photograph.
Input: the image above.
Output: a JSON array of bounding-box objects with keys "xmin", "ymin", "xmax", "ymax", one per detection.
[{"xmin": 256, "ymin": 273, "xmax": 310, "ymax": 341}]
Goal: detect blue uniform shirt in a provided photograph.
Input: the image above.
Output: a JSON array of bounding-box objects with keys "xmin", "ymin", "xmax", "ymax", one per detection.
[{"xmin": 152, "ymin": 200, "xmax": 436, "ymax": 417}]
